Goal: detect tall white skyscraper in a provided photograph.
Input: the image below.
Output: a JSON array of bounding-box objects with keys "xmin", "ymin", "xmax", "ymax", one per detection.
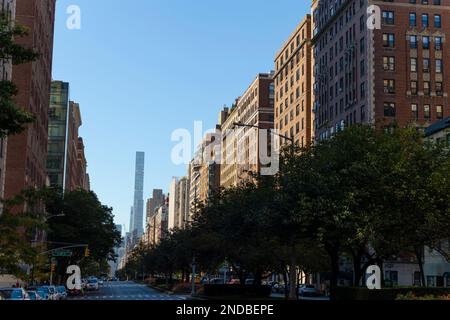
[{"xmin": 131, "ymin": 152, "xmax": 145, "ymax": 237}]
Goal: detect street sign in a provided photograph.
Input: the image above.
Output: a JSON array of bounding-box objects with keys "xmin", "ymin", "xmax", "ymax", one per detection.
[{"xmin": 52, "ymin": 249, "xmax": 72, "ymax": 257}]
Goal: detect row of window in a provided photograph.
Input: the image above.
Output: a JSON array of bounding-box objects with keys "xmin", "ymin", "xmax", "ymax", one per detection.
[
  {"xmin": 384, "ymin": 102, "xmax": 444, "ymax": 120},
  {"xmin": 383, "ymin": 10, "xmax": 442, "ymax": 29},
  {"xmin": 383, "ymin": 33, "xmax": 444, "ymax": 51}
]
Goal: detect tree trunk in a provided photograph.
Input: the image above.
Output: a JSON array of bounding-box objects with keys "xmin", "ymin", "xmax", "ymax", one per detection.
[
  {"xmin": 288, "ymin": 252, "xmax": 297, "ymax": 300},
  {"xmin": 254, "ymin": 271, "xmax": 262, "ymax": 286},
  {"xmin": 415, "ymin": 247, "xmax": 426, "ymax": 287},
  {"xmin": 352, "ymin": 251, "xmax": 363, "ymax": 287},
  {"xmin": 282, "ymin": 268, "xmax": 289, "ymax": 299},
  {"xmin": 326, "ymin": 245, "xmax": 340, "ymax": 301}
]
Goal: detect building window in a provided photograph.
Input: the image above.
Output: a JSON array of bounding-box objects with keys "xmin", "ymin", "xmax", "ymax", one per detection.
[
  {"xmin": 436, "ymin": 82, "xmax": 443, "ymax": 96},
  {"xmin": 409, "ymin": 13, "xmax": 417, "ymax": 27},
  {"xmin": 435, "ymin": 37, "xmax": 442, "ymax": 50},
  {"xmin": 424, "ymin": 81, "xmax": 431, "ymax": 95},
  {"xmin": 410, "ymin": 58, "xmax": 417, "ymax": 72},
  {"xmin": 434, "ymin": 15, "xmax": 441, "ymax": 28},
  {"xmin": 423, "ymin": 36, "xmax": 430, "ymax": 50},
  {"xmin": 411, "ymin": 104, "xmax": 418, "ymax": 120},
  {"xmin": 436, "ymin": 59, "xmax": 443, "ymax": 73},
  {"xmin": 411, "ymin": 81, "xmax": 418, "ymax": 95},
  {"xmin": 422, "ymin": 14, "xmax": 429, "ymax": 29},
  {"xmin": 383, "ymin": 33, "xmax": 395, "ymax": 47},
  {"xmin": 436, "ymin": 105, "xmax": 443, "ymax": 119},
  {"xmin": 383, "ymin": 79, "xmax": 395, "ymax": 94},
  {"xmin": 383, "ymin": 56, "xmax": 395, "ymax": 71},
  {"xmin": 423, "ymin": 58, "xmax": 430, "ymax": 72},
  {"xmin": 424, "ymin": 104, "xmax": 431, "ymax": 119},
  {"xmin": 382, "ymin": 11, "xmax": 395, "ymax": 25},
  {"xmin": 410, "ymin": 35, "xmax": 417, "ymax": 49},
  {"xmin": 384, "ymin": 102, "xmax": 396, "ymax": 117}
]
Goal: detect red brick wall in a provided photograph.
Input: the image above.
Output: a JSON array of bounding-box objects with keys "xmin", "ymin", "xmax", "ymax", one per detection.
[{"xmin": 4, "ymin": 0, "xmax": 56, "ymax": 203}]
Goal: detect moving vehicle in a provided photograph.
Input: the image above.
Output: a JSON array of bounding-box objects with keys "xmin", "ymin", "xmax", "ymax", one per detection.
[
  {"xmin": 0, "ymin": 288, "xmax": 30, "ymax": 300},
  {"xmin": 299, "ymin": 284, "xmax": 320, "ymax": 297}
]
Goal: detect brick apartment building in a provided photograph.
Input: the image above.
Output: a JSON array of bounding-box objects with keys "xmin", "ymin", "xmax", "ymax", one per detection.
[
  {"xmin": 312, "ymin": 0, "xmax": 449, "ymax": 142},
  {"xmin": 219, "ymin": 72, "xmax": 275, "ymax": 188},
  {"xmin": 189, "ymin": 132, "xmax": 221, "ymax": 212},
  {"xmin": 274, "ymin": 15, "xmax": 314, "ymax": 147},
  {"xmin": 76, "ymin": 137, "xmax": 90, "ymax": 191},
  {"xmin": 4, "ymin": 0, "xmax": 56, "ymax": 204},
  {"xmin": 0, "ymin": 0, "xmax": 15, "ymax": 206}
]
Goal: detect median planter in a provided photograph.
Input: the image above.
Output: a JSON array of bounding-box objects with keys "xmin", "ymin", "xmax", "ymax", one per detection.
[
  {"xmin": 334, "ymin": 287, "xmax": 450, "ymax": 300},
  {"xmin": 203, "ymin": 284, "xmax": 272, "ymax": 298}
]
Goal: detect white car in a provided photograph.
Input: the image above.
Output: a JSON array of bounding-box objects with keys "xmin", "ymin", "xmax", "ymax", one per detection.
[{"xmin": 86, "ymin": 279, "xmax": 99, "ymax": 291}]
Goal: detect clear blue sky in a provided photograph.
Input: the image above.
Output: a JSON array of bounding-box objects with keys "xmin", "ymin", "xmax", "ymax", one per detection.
[{"xmin": 52, "ymin": 0, "xmax": 310, "ymax": 232}]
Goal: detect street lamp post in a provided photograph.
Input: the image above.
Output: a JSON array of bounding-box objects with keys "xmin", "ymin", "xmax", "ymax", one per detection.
[{"xmin": 232, "ymin": 122, "xmax": 295, "ymax": 152}]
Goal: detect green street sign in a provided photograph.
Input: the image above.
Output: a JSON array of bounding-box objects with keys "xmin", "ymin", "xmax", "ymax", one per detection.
[{"xmin": 52, "ymin": 250, "xmax": 72, "ymax": 257}]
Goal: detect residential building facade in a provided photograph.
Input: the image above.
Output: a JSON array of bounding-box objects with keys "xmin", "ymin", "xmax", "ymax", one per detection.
[
  {"xmin": 76, "ymin": 138, "xmax": 90, "ymax": 191},
  {"xmin": 146, "ymin": 189, "xmax": 164, "ymax": 220},
  {"xmin": 0, "ymin": 0, "xmax": 15, "ymax": 207},
  {"xmin": 220, "ymin": 72, "xmax": 275, "ymax": 188},
  {"xmin": 168, "ymin": 177, "xmax": 190, "ymax": 230},
  {"xmin": 312, "ymin": 0, "xmax": 449, "ymax": 142},
  {"xmin": 4, "ymin": 0, "xmax": 56, "ymax": 205},
  {"xmin": 274, "ymin": 15, "xmax": 314, "ymax": 147},
  {"xmin": 189, "ymin": 132, "xmax": 221, "ymax": 214}
]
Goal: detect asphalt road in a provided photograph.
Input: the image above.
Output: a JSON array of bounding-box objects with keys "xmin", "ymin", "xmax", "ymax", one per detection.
[{"xmin": 69, "ymin": 281, "xmax": 188, "ymax": 301}]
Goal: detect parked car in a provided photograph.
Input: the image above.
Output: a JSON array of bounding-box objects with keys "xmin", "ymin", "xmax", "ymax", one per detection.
[
  {"xmin": 86, "ymin": 278, "xmax": 99, "ymax": 291},
  {"xmin": 208, "ymin": 278, "xmax": 225, "ymax": 284},
  {"xmin": 40, "ymin": 286, "xmax": 58, "ymax": 300},
  {"xmin": 28, "ymin": 287, "xmax": 49, "ymax": 300},
  {"xmin": 245, "ymin": 279, "xmax": 255, "ymax": 285},
  {"xmin": 272, "ymin": 283, "xmax": 285, "ymax": 293},
  {"xmin": 98, "ymin": 279, "xmax": 104, "ymax": 286},
  {"xmin": 56, "ymin": 286, "xmax": 67, "ymax": 300},
  {"xmin": 0, "ymin": 288, "xmax": 30, "ymax": 300},
  {"xmin": 227, "ymin": 279, "xmax": 240, "ymax": 285},
  {"xmin": 48, "ymin": 286, "xmax": 59, "ymax": 300},
  {"xmin": 299, "ymin": 284, "xmax": 320, "ymax": 297},
  {"xmin": 27, "ymin": 291, "xmax": 43, "ymax": 301},
  {"xmin": 34, "ymin": 286, "xmax": 51, "ymax": 300}
]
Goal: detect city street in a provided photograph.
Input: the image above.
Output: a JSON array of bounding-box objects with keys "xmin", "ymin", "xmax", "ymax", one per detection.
[{"xmin": 69, "ymin": 281, "xmax": 188, "ymax": 301}]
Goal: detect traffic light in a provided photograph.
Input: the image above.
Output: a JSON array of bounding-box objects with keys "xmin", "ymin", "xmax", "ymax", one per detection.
[
  {"xmin": 51, "ymin": 264, "xmax": 56, "ymax": 273},
  {"xmin": 84, "ymin": 247, "xmax": 90, "ymax": 257}
]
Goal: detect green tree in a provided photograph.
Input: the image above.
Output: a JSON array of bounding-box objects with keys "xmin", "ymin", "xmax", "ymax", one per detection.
[
  {"xmin": 0, "ymin": 189, "xmax": 47, "ymax": 278},
  {"xmin": 0, "ymin": 13, "xmax": 39, "ymax": 137},
  {"xmin": 45, "ymin": 189, "xmax": 122, "ymax": 279}
]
